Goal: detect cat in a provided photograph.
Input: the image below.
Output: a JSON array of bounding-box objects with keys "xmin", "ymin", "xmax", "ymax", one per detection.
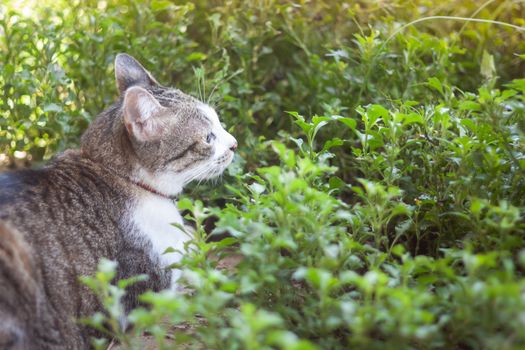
[{"xmin": 0, "ymin": 53, "xmax": 237, "ymax": 349}]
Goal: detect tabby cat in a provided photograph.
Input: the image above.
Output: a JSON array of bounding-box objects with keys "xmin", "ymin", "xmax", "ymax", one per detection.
[{"xmin": 0, "ymin": 54, "xmax": 237, "ymax": 349}]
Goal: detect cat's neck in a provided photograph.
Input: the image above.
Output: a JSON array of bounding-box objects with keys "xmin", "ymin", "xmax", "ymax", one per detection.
[
  {"xmin": 131, "ymin": 167, "xmax": 184, "ymax": 198},
  {"xmin": 80, "ymin": 104, "xmax": 134, "ymax": 176},
  {"xmin": 129, "ymin": 180, "xmax": 175, "ymax": 200},
  {"xmin": 80, "ymin": 105, "xmax": 185, "ymax": 198},
  {"xmin": 80, "ymin": 150, "xmax": 176, "ymax": 200}
]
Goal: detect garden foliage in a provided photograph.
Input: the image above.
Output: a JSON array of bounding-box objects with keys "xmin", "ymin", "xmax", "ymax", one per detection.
[{"xmin": 1, "ymin": 0, "xmax": 525, "ymax": 349}]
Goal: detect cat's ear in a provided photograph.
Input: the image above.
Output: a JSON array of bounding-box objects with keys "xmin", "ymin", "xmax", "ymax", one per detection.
[
  {"xmin": 123, "ymin": 86, "xmax": 166, "ymax": 142},
  {"xmin": 115, "ymin": 53, "xmax": 160, "ymax": 94}
]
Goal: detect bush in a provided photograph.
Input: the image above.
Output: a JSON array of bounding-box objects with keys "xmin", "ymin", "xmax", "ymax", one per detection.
[{"xmin": 2, "ymin": 0, "xmax": 525, "ymax": 349}]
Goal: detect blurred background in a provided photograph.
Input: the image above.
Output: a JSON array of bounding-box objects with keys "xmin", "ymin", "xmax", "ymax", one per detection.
[{"xmin": 0, "ymin": 0, "xmax": 524, "ymax": 169}]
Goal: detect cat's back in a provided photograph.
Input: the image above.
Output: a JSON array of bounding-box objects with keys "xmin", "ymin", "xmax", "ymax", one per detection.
[
  {"xmin": 0, "ymin": 151, "xmax": 126, "ymax": 266},
  {"xmin": 0, "ymin": 149, "xmax": 129, "ymax": 284},
  {"xmin": 1, "ymin": 150, "xmax": 126, "ymax": 222},
  {"xmin": 0, "ymin": 151, "xmax": 129, "ymax": 349}
]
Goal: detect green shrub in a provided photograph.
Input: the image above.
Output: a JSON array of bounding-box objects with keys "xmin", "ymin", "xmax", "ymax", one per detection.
[
  {"xmin": 84, "ymin": 139, "xmax": 525, "ymax": 349},
  {"xmin": 2, "ymin": 0, "xmax": 525, "ymax": 349}
]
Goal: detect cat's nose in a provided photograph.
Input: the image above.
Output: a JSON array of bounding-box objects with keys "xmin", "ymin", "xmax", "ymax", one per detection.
[{"xmin": 229, "ymin": 141, "xmax": 238, "ymax": 152}]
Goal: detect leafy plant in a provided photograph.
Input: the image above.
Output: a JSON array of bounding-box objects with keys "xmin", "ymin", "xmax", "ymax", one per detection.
[{"xmin": 2, "ymin": 0, "xmax": 525, "ymax": 349}]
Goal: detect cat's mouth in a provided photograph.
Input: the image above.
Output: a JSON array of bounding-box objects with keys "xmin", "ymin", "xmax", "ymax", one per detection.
[
  {"xmin": 212, "ymin": 152, "xmax": 233, "ymax": 172},
  {"xmin": 209, "ymin": 150, "xmax": 234, "ymax": 175},
  {"xmin": 187, "ymin": 150, "xmax": 234, "ymax": 182},
  {"xmin": 217, "ymin": 150, "xmax": 234, "ymax": 165}
]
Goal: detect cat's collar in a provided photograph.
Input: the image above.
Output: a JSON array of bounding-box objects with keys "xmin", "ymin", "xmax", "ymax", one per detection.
[{"xmin": 130, "ymin": 179, "xmax": 177, "ymax": 201}]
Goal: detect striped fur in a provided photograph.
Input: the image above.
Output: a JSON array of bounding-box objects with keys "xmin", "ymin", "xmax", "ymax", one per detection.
[{"xmin": 0, "ymin": 54, "xmax": 236, "ymax": 349}]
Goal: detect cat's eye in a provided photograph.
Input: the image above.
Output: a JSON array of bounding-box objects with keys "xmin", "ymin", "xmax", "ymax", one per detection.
[{"xmin": 206, "ymin": 132, "xmax": 216, "ymax": 143}]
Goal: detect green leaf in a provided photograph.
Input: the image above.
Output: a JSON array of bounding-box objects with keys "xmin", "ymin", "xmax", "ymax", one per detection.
[
  {"xmin": 402, "ymin": 113, "xmax": 424, "ymax": 125},
  {"xmin": 43, "ymin": 103, "xmax": 62, "ymax": 113},
  {"xmin": 322, "ymin": 138, "xmax": 344, "ymax": 153},
  {"xmin": 481, "ymin": 50, "xmax": 496, "ymax": 80},
  {"xmin": 215, "ymin": 237, "xmax": 238, "ymax": 248},
  {"xmin": 151, "ymin": 0, "xmax": 173, "ymax": 12},
  {"xmin": 162, "ymin": 247, "xmax": 177, "ymax": 254},
  {"xmin": 427, "ymin": 77, "xmax": 443, "ymax": 95},
  {"xmin": 178, "ymin": 197, "xmax": 194, "ymax": 211},
  {"xmin": 459, "ymin": 101, "xmax": 482, "ymax": 111},
  {"xmin": 329, "ymin": 176, "xmax": 345, "ymax": 190},
  {"xmin": 333, "ymin": 116, "xmax": 357, "ymax": 130},
  {"xmin": 186, "ymin": 52, "xmax": 207, "ymax": 62},
  {"xmin": 248, "ymin": 182, "xmax": 266, "ymax": 195},
  {"xmin": 366, "ymin": 104, "xmax": 389, "ymax": 125}
]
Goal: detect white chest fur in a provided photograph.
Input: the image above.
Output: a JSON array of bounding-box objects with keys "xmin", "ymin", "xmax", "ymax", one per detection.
[{"xmin": 131, "ymin": 195, "xmax": 191, "ymax": 289}]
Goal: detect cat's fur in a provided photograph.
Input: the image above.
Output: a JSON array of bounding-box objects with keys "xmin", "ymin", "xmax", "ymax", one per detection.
[{"xmin": 0, "ymin": 54, "xmax": 237, "ymax": 349}]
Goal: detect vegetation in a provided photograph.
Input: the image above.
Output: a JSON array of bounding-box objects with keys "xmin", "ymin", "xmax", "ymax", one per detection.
[{"xmin": 2, "ymin": 0, "xmax": 525, "ymax": 349}]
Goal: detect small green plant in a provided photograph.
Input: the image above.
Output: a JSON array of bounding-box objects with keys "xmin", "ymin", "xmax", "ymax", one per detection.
[{"xmin": 80, "ymin": 259, "xmax": 147, "ymax": 350}]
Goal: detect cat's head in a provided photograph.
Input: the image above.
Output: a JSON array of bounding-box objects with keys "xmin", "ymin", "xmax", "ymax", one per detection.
[{"xmin": 82, "ymin": 54, "xmax": 237, "ymax": 197}]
